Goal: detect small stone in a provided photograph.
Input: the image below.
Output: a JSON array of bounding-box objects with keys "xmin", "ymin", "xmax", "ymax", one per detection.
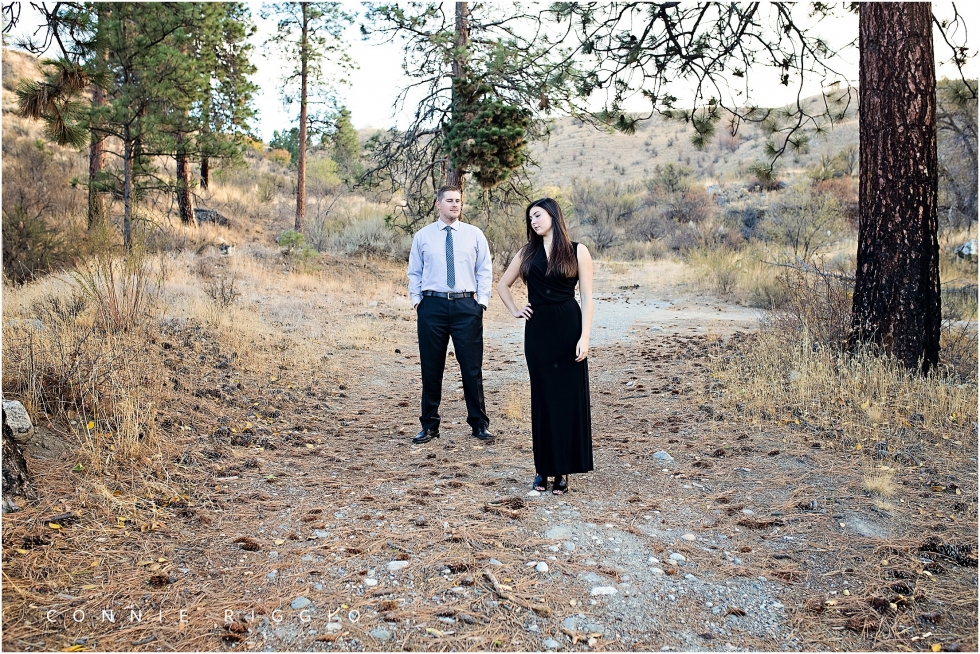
[
  {"xmin": 387, "ymin": 560, "xmax": 410, "ymax": 572},
  {"xmin": 562, "ymin": 616, "xmax": 579, "ymax": 630},
  {"xmin": 290, "ymin": 596, "xmax": 311, "ymax": 610},
  {"xmin": 526, "ymin": 560, "xmax": 539, "ymax": 567},
  {"xmin": 648, "ymin": 556, "xmax": 660, "ymax": 564},
  {"xmin": 535, "ymin": 562, "xmax": 549, "ymax": 573},
  {"xmin": 650, "ymin": 567, "xmax": 665, "ymax": 576},
  {"xmin": 669, "ymin": 553, "xmax": 686, "ymax": 562},
  {"xmin": 364, "ymin": 578, "xmax": 378, "ymax": 586},
  {"xmin": 653, "ymin": 450, "xmax": 674, "ymax": 462},
  {"xmin": 370, "ymin": 628, "xmax": 392, "ymax": 642},
  {"xmin": 563, "ymin": 541, "xmax": 576, "ymax": 551},
  {"xmin": 325, "ymin": 622, "xmax": 342, "ymax": 631},
  {"xmin": 488, "ymin": 558, "xmax": 503, "ymax": 566},
  {"xmin": 684, "ymin": 574, "xmax": 698, "ymax": 581},
  {"xmin": 543, "ymin": 638, "xmax": 561, "ymax": 650},
  {"xmin": 460, "ymin": 575, "xmax": 475, "ymax": 586},
  {"xmin": 682, "ymin": 533, "xmax": 697, "ymax": 541},
  {"xmin": 588, "ymin": 637, "xmax": 598, "ymax": 646},
  {"xmin": 548, "ymin": 545, "xmax": 560, "ymax": 552},
  {"xmin": 528, "ymin": 490, "xmax": 541, "ymax": 497},
  {"xmin": 741, "ymin": 509, "xmax": 754, "ymax": 515},
  {"xmin": 267, "ymin": 570, "xmax": 278, "ymax": 580},
  {"xmin": 591, "ymin": 586, "xmax": 618, "ymax": 596}
]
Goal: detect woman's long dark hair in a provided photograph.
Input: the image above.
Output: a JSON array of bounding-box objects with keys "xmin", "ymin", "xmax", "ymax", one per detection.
[{"xmin": 519, "ymin": 198, "xmax": 578, "ymax": 280}]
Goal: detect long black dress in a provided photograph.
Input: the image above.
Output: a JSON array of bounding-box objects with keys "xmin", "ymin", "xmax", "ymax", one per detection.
[{"xmin": 524, "ymin": 242, "xmax": 593, "ymax": 477}]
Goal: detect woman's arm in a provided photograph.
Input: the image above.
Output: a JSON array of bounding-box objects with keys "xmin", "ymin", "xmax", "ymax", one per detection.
[
  {"xmin": 496, "ymin": 250, "xmax": 533, "ymax": 320},
  {"xmin": 575, "ymin": 243, "xmax": 594, "ymax": 362}
]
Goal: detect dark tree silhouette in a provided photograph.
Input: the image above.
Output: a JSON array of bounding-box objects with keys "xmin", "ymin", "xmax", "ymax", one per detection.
[{"xmin": 850, "ymin": 2, "xmax": 941, "ymax": 372}]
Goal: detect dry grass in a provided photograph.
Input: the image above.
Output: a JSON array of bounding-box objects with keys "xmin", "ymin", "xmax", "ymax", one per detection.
[
  {"xmin": 862, "ymin": 467, "xmax": 897, "ymax": 498},
  {"xmin": 500, "ymin": 383, "xmax": 530, "ymax": 422},
  {"xmin": 713, "ymin": 329, "xmax": 977, "ymax": 454}
]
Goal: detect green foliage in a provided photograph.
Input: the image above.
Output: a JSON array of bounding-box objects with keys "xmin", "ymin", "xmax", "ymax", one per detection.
[
  {"xmin": 748, "ymin": 162, "xmax": 783, "ymax": 190},
  {"xmin": 2, "ymin": 203, "xmax": 73, "ymax": 284},
  {"xmin": 645, "ymin": 163, "xmax": 693, "ymax": 195},
  {"xmin": 443, "ymin": 79, "xmax": 532, "ymax": 189},
  {"xmin": 306, "ymin": 156, "xmax": 342, "ymax": 195},
  {"xmin": 270, "ymin": 127, "xmax": 302, "ymax": 165},
  {"xmin": 756, "ymin": 182, "xmax": 847, "ymax": 261},
  {"xmin": 328, "ymin": 107, "xmax": 363, "ymax": 186}
]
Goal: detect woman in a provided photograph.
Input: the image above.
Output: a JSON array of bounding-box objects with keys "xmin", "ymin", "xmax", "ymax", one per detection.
[{"xmin": 497, "ymin": 198, "xmax": 594, "ymax": 495}]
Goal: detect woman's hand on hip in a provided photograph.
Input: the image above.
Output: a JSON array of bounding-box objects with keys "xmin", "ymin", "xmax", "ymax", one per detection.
[
  {"xmin": 575, "ymin": 337, "xmax": 589, "ymax": 361},
  {"xmin": 513, "ymin": 303, "xmax": 533, "ymax": 320}
]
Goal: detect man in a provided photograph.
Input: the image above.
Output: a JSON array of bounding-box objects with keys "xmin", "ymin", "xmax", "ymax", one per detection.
[{"xmin": 407, "ymin": 185, "xmax": 494, "ymax": 444}]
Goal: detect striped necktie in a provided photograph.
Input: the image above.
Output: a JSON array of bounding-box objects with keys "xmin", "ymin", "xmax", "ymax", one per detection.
[{"xmin": 444, "ymin": 225, "xmax": 456, "ymax": 289}]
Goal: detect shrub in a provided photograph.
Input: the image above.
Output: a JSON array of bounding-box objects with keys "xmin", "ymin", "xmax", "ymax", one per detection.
[
  {"xmin": 756, "ymin": 183, "xmax": 848, "ymax": 261},
  {"xmin": 266, "ymin": 148, "xmax": 292, "ymax": 167},
  {"xmin": 334, "ymin": 217, "xmax": 411, "ymax": 259},
  {"xmin": 72, "ymin": 246, "xmax": 163, "ymax": 333}
]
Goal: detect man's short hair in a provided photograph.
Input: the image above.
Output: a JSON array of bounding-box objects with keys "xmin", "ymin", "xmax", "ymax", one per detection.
[{"xmin": 436, "ymin": 185, "xmax": 462, "ymax": 202}]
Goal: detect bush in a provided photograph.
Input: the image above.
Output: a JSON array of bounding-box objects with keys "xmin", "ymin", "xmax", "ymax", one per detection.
[
  {"xmin": 334, "ymin": 217, "xmax": 411, "ymax": 259},
  {"xmin": 756, "ymin": 182, "xmax": 848, "ymax": 261},
  {"xmin": 72, "ymin": 246, "xmax": 163, "ymax": 333},
  {"xmin": 306, "ymin": 156, "xmax": 342, "ymax": 196}
]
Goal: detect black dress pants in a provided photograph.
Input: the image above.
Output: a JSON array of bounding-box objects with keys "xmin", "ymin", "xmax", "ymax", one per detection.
[{"xmin": 417, "ymin": 296, "xmax": 488, "ymax": 431}]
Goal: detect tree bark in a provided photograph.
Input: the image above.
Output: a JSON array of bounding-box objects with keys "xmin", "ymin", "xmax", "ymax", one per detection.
[
  {"xmin": 200, "ymin": 155, "xmax": 210, "ymax": 190},
  {"xmin": 123, "ymin": 124, "xmax": 133, "ymax": 250},
  {"xmin": 445, "ymin": 1, "xmax": 469, "ymax": 191},
  {"xmin": 850, "ymin": 2, "xmax": 941, "ymax": 373},
  {"xmin": 295, "ymin": 3, "xmax": 309, "ymax": 233},
  {"xmin": 176, "ymin": 129, "xmax": 196, "ymax": 224},
  {"xmin": 87, "ymin": 4, "xmax": 108, "ymax": 229}
]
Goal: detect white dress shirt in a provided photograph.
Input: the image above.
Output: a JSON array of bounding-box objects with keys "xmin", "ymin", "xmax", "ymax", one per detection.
[{"xmin": 408, "ymin": 219, "xmax": 493, "ymax": 307}]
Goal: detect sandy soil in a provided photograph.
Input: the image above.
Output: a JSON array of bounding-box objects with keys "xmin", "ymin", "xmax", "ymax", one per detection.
[{"xmin": 2, "ymin": 259, "xmax": 976, "ymax": 653}]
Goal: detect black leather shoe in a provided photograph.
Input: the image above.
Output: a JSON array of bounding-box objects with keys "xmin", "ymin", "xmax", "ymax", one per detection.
[
  {"xmin": 412, "ymin": 428, "xmax": 440, "ymax": 444},
  {"xmin": 472, "ymin": 425, "xmax": 494, "ymax": 441}
]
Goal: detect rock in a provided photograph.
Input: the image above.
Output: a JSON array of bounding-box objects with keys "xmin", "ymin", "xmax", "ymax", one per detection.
[
  {"xmin": 669, "ymin": 553, "xmax": 686, "ymax": 562},
  {"xmin": 3, "ymin": 401, "xmax": 34, "ymax": 444},
  {"xmin": 460, "ymin": 575, "xmax": 475, "ymax": 586},
  {"xmin": 590, "ymin": 586, "xmax": 618, "ymax": 596},
  {"xmin": 194, "ymin": 208, "xmax": 230, "ymax": 227},
  {"xmin": 386, "ymin": 560, "xmax": 410, "ymax": 572},
  {"xmin": 488, "ymin": 558, "xmax": 503, "ymax": 566},
  {"xmin": 684, "ymin": 574, "xmax": 698, "ymax": 581},
  {"xmin": 543, "ymin": 638, "xmax": 560, "ymax": 650},
  {"xmin": 648, "ymin": 556, "xmax": 660, "ymax": 564},
  {"xmin": 535, "ymin": 562, "xmax": 549, "ymax": 573},
  {"xmin": 526, "ymin": 560, "xmax": 539, "ymax": 567},
  {"xmin": 653, "ymin": 450, "xmax": 673, "ymax": 462},
  {"xmin": 267, "ymin": 571, "xmax": 278, "ymax": 580},
  {"xmin": 325, "ymin": 622, "xmax": 342, "ymax": 631},
  {"xmin": 313, "ymin": 530, "xmax": 330, "ymax": 538},
  {"xmin": 2, "ymin": 407, "xmax": 33, "ymax": 511},
  {"xmin": 650, "ymin": 567, "xmax": 665, "ymax": 575},
  {"xmin": 562, "ymin": 616, "xmax": 580, "ymax": 630},
  {"xmin": 548, "ymin": 545, "xmax": 560, "ymax": 552},
  {"xmin": 563, "ymin": 541, "xmax": 576, "ymax": 551},
  {"xmin": 545, "ymin": 525, "xmax": 573, "ymax": 539},
  {"xmin": 290, "ymin": 596, "xmax": 311, "ymax": 610},
  {"xmin": 741, "ymin": 509, "xmax": 754, "ymax": 515},
  {"xmin": 364, "ymin": 578, "xmax": 378, "ymax": 586},
  {"xmin": 955, "ymin": 239, "xmax": 977, "ymax": 261},
  {"xmin": 527, "ymin": 490, "xmax": 541, "ymax": 497},
  {"xmin": 682, "ymin": 533, "xmax": 697, "ymax": 541},
  {"xmin": 370, "ymin": 628, "xmax": 392, "ymax": 642}
]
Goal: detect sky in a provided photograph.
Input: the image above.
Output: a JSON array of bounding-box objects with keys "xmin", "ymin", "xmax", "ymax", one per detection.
[{"xmin": 7, "ymin": 2, "xmax": 978, "ymax": 141}]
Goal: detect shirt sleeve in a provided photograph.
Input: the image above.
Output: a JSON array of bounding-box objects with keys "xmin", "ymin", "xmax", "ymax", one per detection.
[
  {"xmin": 474, "ymin": 228, "xmax": 493, "ymax": 307},
  {"xmin": 407, "ymin": 232, "xmax": 424, "ymax": 306}
]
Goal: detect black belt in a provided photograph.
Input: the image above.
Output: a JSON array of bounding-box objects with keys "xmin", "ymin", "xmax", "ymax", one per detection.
[{"xmin": 422, "ymin": 291, "xmax": 475, "ymax": 300}]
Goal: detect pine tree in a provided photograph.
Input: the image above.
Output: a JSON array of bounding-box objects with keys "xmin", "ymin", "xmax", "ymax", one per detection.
[{"xmin": 264, "ymin": 2, "xmax": 354, "ymax": 233}]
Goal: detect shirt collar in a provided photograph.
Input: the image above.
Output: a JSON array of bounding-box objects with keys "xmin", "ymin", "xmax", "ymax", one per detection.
[{"xmin": 438, "ymin": 220, "xmax": 460, "ymax": 231}]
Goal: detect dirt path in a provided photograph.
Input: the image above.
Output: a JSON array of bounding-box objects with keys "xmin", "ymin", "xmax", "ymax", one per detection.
[{"xmin": 3, "ymin": 259, "xmax": 976, "ymax": 652}]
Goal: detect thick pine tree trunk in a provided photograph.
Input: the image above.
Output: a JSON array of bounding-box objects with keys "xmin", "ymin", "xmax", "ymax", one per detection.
[
  {"xmin": 176, "ymin": 130, "xmax": 196, "ymax": 225},
  {"xmin": 445, "ymin": 2, "xmax": 469, "ymax": 191},
  {"xmin": 295, "ymin": 4, "xmax": 309, "ymax": 233},
  {"xmin": 87, "ymin": 5, "xmax": 108, "ymax": 229},
  {"xmin": 850, "ymin": 2, "xmax": 941, "ymax": 373}
]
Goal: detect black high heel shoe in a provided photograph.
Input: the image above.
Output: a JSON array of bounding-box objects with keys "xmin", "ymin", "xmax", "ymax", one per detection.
[
  {"xmin": 532, "ymin": 474, "xmax": 547, "ymax": 492},
  {"xmin": 552, "ymin": 475, "xmax": 568, "ymax": 495}
]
